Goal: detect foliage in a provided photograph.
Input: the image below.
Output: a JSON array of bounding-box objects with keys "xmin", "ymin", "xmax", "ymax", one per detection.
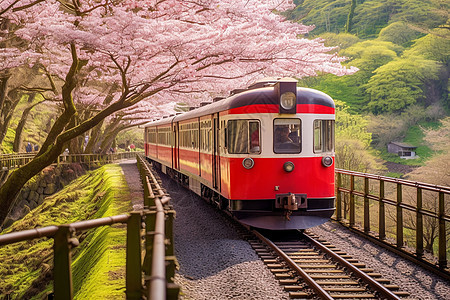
[
  {"xmin": 368, "ymin": 104, "xmax": 444, "ymax": 148},
  {"xmin": 318, "ymin": 32, "xmax": 361, "ymax": 49},
  {"xmin": 404, "ymin": 28, "xmax": 450, "ymax": 65},
  {"xmin": 335, "ymin": 100, "xmax": 381, "ymax": 172},
  {"xmin": 298, "ymin": 74, "xmax": 365, "ymax": 112},
  {"xmin": 365, "ymin": 57, "xmax": 442, "ymax": 113},
  {"xmin": 299, "ymin": 40, "xmax": 404, "ymax": 112},
  {"xmin": 378, "ymin": 21, "xmax": 423, "ymax": 47},
  {"xmin": 0, "ymin": 164, "xmax": 131, "ymax": 299},
  {"xmin": 289, "ymin": 0, "xmax": 446, "ymax": 38},
  {"xmin": 340, "ymin": 40, "xmax": 402, "ymax": 72},
  {"xmin": 422, "ymin": 116, "xmax": 450, "ymax": 152}
]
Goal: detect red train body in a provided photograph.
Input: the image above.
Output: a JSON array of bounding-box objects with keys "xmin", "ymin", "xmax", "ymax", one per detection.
[{"xmin": 144, "ymin": 78, "xmax": 336, "ymax": 230}]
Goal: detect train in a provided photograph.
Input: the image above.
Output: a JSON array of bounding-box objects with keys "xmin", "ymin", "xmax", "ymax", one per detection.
[{"xmin": 144, "ymin": 77, "xmax": 336, "ymax": 230}]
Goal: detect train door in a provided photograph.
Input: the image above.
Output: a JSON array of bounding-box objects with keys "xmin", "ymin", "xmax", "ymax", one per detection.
[
  {"xmin": 172, "ymin": 122, "xmax": 179, "ymax": 170},
  {"xmin": 212, "ymin": 113, "xmax": 221, "ymax": 191}
]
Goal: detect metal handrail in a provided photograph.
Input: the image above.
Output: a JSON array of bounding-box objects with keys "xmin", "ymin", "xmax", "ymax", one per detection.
[
  {"xmin": 0, "ymin": 153, "xmax": 178, "ymax": 299},
  {"xmin": 136, "ymin": 154, "xmax": 179, "ymax": 300},
  {"xmin": 335, "ymin": 169, "xmax": 450, "ymax": 279},
  {"xmin": 0, "ymin": 152, "xmax": 142, "ymax": 171}
]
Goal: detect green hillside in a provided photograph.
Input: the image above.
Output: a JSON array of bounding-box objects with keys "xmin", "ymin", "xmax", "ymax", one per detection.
[{"xmin": 288, "ymin": 0, "xmax": 449, "ymax": 174}]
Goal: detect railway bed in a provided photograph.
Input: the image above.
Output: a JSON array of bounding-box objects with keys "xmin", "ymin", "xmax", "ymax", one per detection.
[
  {"xmin": 247, "ymin": 229, "xmax": 410, "ymax": 299},
  {"xmin": 155, "ymin": 168, "xmax": 450, "ymax": 299}
]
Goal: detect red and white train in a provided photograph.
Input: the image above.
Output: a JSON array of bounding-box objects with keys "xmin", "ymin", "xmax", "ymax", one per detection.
[{"xmin": 144, "ymin": 78, "xmax": 336, "ymax": 230}]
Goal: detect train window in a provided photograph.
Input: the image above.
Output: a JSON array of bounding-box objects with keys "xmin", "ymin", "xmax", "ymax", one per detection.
[
  {"xmin": 313, "ymin": 120, "xmax": 335, "ymax": 153},
  {"xmin": 273, "ymin": 119, "xmax": 301, "ymax": 154},
  {"xmin": 227, "ymin": 120, "xmax": 261, "ymax": 154}
]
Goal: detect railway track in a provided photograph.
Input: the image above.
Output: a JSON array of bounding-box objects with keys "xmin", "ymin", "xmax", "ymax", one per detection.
[{"xmin": 247, "ymin": 229, "xmax": 410, "ymax": 299}]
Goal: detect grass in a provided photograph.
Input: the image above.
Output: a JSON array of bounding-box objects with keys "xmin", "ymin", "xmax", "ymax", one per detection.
[{"xmin": 0, "ymin": 164, "xmax": 132, "ymax": 299}]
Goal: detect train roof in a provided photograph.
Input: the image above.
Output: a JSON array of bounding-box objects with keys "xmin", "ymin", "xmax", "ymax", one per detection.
[{"xmin": 144, "ymin": 80, "xmax": 334, "ymax": 127}]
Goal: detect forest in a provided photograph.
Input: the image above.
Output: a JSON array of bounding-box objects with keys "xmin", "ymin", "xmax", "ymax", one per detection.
[{"xmin": 286, "ymin": 0, "xmax": 449, "ymax": 185}]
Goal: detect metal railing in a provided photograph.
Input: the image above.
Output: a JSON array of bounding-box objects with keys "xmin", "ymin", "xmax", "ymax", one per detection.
[
  {"xmin": 0, "ymin": 153, "xmax": 178, "ymax": 299},
  {"xmin": 335, "ymin": 168, "xmax": 450, "ymax": 279},
  {"xmin": 136, "ymin": 154, "xmax": 179, "ymax": 299},
  {"xmin": 0, "ymin": 152, "xmax": 140, "ymax": 171}
]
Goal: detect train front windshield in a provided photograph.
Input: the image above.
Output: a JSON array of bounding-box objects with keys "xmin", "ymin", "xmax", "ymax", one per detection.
[{"xmin": 273, "ymin": 119, "xmax": 301, "ymax": 154}]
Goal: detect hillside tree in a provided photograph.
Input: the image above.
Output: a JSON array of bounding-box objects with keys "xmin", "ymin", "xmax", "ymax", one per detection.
[
  {"xmin": 365, "ymin": 57, "xmax": 442, "ymax": 113},
  {"xmin": 0, "ymin": 0, "xmax": 356, "ymax": 226}
]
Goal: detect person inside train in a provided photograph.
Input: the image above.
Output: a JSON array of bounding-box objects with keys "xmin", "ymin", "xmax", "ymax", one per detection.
[
  {"xmin": 276, "ymin": 126, "xmax": 293, "ymax": 144},
  {"xmin": 274, "ymin": 123, "xmax": 300, "ymax": 153}
]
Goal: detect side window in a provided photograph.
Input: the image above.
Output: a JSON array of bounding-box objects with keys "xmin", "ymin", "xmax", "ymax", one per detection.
[
  {"xmin": 314, "ymin": 120, "xmax": 335, "ymax": 153},
  {"xmin": 227, "ymin": 120, "xmax": 261, "ymax": 154},
  {"xmin": 273, "ymin": 119, "xmax": 301, "ymax": 154},
  {"xmin": 249, "ymin": 121, "xmax": 260, "ymax": 153}
]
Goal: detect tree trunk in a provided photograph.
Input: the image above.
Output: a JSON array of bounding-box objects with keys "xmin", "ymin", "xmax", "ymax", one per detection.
[
  {"xmin": 85, "ymin": 120, "xmax": 104, "ymax": 153},
  {"xmin": 13, "ymin": 94, "xmax": 37, "ymax": 152},
  {"xmin": 345, "ymin": 0, "xmax": 356, "ymax": 33},
  {"xmin": 100, "ymin": 127, "xmax": 122, "ymax": 154},
  {"xmin": 0, "ymin": 76, "xmax": 10, "ymax": 152},
  {"xmin": 0, "ymin": 90, "xmax": 20, "ymax": 149},
  {"xmin": 0, "ymin": 144, "xmax": 63, "ymax": 227}
]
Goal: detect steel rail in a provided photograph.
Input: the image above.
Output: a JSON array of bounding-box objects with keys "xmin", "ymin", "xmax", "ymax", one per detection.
[
  {"xmin": 302, "ymin": 232, "xmax": 401, "ymax": 300},
  {"xmin": 252, "ymin": 230, "xmax": 334, "ymax": 300}
]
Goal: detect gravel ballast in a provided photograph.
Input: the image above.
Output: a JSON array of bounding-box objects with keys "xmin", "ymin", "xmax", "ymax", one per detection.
[
  {"xmin": 160, "ymin": 174, "xmax": 289, "ymax": 299},
  {"xmin": 309, "ymin": 222, "xmax": 450, "ymax": 300},
  {"xmin": 139, "ymin": 166, "xmax": 450, "ymax": 300}
]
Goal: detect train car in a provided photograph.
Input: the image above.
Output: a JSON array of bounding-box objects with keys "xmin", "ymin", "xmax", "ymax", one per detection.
[{"xmin": 144, "ymin": 78, "xmax": 335, "ymax": 230}]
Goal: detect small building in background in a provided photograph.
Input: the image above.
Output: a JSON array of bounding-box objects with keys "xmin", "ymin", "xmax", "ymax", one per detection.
[{"xmin": 387, "ymin": 142, "xmax": 418, "ymax": 159}]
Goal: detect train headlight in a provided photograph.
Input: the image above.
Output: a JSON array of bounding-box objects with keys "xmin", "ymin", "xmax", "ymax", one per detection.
[
  {"xmin": 322, "ymin": 156, "xmax": 333, "ymax": 167},
  {"xmin": 283, "ymin": 161, "xmax": 295, "ymax": 172},
  {"xmin": 280, "ymin": 92, "xmax": 296, "ymax": 111},
  {"xmin": 242, "ymin": 158, "xmax": 255, "ymax": 169}
]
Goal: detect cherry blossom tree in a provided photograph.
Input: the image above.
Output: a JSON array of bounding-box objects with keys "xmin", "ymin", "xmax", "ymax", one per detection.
[{"xmin": 0, "ymin": 0, "xmax": 357, "ymax": 226}]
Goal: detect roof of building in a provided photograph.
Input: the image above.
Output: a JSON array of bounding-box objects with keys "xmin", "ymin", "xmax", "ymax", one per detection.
[{"xmin": 389, "ymin": 142, "xmax": 417, "ymax": 149}]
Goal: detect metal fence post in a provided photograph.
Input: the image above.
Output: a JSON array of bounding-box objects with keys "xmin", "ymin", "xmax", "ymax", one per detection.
[
  {"xmin": 438, "ymin": 191, "xmax": 447, "ymax": 268},
  {"xmin": 126, "ymin": 212, "xmax": 142, "ymax": 300},
  {"xmin": 143, "ymin": 210, "xmax": 156, "ymax": 276},
  {"xmin": 336, "ymin": 172, "xmax": 342, "ymax": 221},
  {"xmin": 396, "ymin": 182, "xmax": 404, "ymax": 248},
  {"xmin": 416, "ymin": 187, "xmax": 424, "ymax": 257},
  {"xmin": 165, "ymin": 209, "xmax": 176, "ymax": 257},
  {"xmin": 379, "ymin": 180, "xmax": 386, "ymax": 240},
  {"xmin": 53, "ymin": 225, "xmax": 74, "ymax": 300},
  {"xmin": 364, "ymin": 177, "xmax": 370, "ymax": 233},
  {"xmin": 350, "ymin": 175, "xmax": 355, "ymax": 227}
]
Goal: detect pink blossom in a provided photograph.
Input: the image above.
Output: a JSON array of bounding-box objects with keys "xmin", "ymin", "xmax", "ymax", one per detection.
[{"xmin": 1, "ymin": 0, "xmax": 357, "ymax": 123}]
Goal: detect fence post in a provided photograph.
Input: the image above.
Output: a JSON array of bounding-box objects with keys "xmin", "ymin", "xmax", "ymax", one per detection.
[
  {"xmin": 143, "ymin": 210, "xmax": 156, "ymax": 276},
  {"xmin": 336, "ymin": 172, "xmax": 342, "ymax": 221},
  {"xmin": 53, "ymin": 225, "xmax": 74, "ymax": 300},
  {"xmin": 416, "ymin": 187, "xmax": 424, "ymax": 257},
  {"xmin": 396, "ymin": 182, "xmax": 404, "ymax": 248},
  {"xmin": 350, "ymin": 175, "xmax": 355, "ymax": 227},
  {"xmin": 126, "ymin": 212, "xmax": 142, "ymax": 300},
  {"xmin": 379, "ymin": 180, "xmax": 386, "ymax": 240},
  {"xmin": 438, "ymin": 191, "xmax": 447, "ymax": 268},
  {"xmin": 364, "ymin": 177, "xmax": 370, "ymax": 233}
]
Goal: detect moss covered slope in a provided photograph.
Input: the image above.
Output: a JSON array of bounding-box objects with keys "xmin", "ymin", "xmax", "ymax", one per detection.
[{"xmin": 0, "ymin": 164, "xmax": 132, "ymax": 299}]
